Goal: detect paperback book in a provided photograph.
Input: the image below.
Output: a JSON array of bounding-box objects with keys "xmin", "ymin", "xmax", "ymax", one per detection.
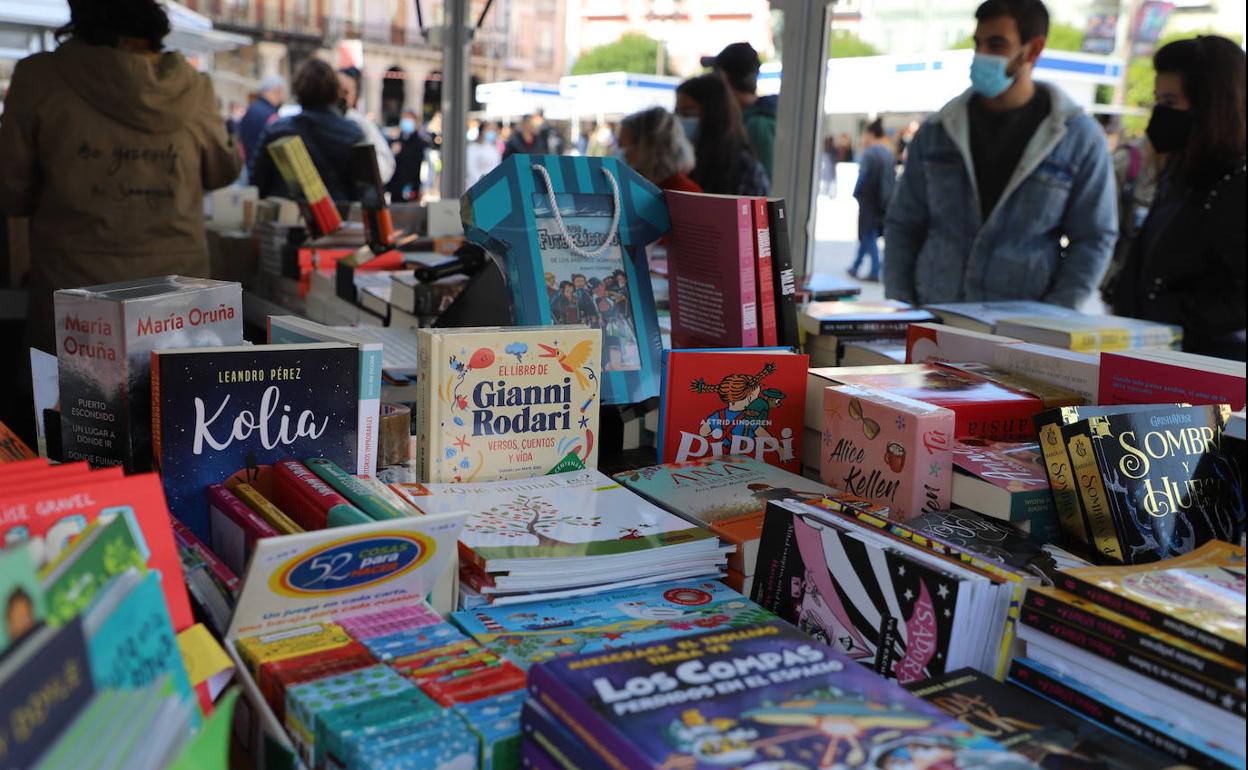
[
  {"xmin": 415, "ymin": 325, "xmax": 600, "ymax": 483},
  {"xmin": 658, "ymin": 348, "xmax": 808, "ymax": 473},
  {"xmin": 951, "ymin": 438, "xmax": 1058, "ymax": 542},
  {"xmin": 150, "ymin": 342, "xmax": 360, "ymax": 541},
  {"xmin": 923, "ymin": 300, "xmax": 1083, "ymax": 334},
  {"xmin": 800, "ymin": 299, "xmax": 936, "ymax": 337},
  {"xmin": 1098, "ymin": 348, "xmax": 1246, "ymax": 410},
  {"xmin": 994, "ymin": 315, "xmax": 1182, "ymax": 353}
]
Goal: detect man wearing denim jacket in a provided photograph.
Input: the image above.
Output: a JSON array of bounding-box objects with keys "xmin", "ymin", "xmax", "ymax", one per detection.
[{"xmin": 884, "ymin": 0, "xmax": 1117, "ymax": 308}]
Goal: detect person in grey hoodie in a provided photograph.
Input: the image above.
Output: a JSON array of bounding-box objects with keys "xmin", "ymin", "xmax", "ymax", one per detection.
[
  {"xmin": 884, "ymin": 0, "xmax": 1116, "ymax": 308},
  {"xmin": 0, "ymin": 0, "xmax": 239, "ymax": 354}
]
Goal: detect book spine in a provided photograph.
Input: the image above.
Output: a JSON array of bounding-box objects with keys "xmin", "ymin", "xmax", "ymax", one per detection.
[
  {"xmin": 766, "ymin": 199, "xmax": 800, "ymax": 349},
  {"xmin": 304, "ymin": 458, "xmax": 407, "ymax": 520},
  {"xmin": 1023, "ymin": 591, "xmax": 1247, "ymax": 706},
  {"xmin": 415, "ymin": 329, "xmax": 435, "ymax": 482},
  {"xmin": 207, "ymin": 483, "xmax": 279, "ymax": 575},
  {"xmin": 522, "ymin": 701, "xmax": 604, "ymax": 770},
  {"xmin": 1019, "ymin": 605, "xmax": 1244, "ymax": 716},
  {"xmin": 171, "ymin": 518, "xmax": 241, "ymax": 596},
  {"xmin": 1054, "ymin": 572, "xmax": 1246, "ymax": 662},
  {"xmin": 528, "ymin": 667, "xmax": 649, "ymax": 770},
  {"xmin": 737, "ymin": 200, "xmax": 758, "ymax": 346},
  {"xmin": 1065, "ymin": 427, "xmax": 1126, "ymax": 563},
  {"xmin": 272, "ymin": 459, "xmax": 365, "ymax": 530},
  {"xmin": 233, "ymin": 482, "xmax": 303, "ymax": 535},
  {"xmin": 1008, "ymin": 659, "xmax": 1236, "ymax": 770},
  {"xmin": 815, "ymin": 320, "xmax": 915, "ymax": 335},
  {"xmin": 356, "ymin": 343, "xmax": 383, "ymax": 477},
  {"xmin": 151, "ymin": 351, "xmax": 163, "ymax": 470},
  {"xmin": 752, "ymin": 199, "xmax": 778, "ymax": 347},
  {"xmin": 1036, "ymin": 420, "xmax": 1091, "ymax": 549}
]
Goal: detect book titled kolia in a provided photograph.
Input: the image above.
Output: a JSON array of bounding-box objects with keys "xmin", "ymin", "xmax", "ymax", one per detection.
[
  {"xmin": 151, "ymin": 343, "xmax": 360, "ymax": 542},
  {"xmin": 415, "ymin": 326, "xmax": 601, "ymax": 483},
  {"xmin": 54, "ymin": 276, "xmax": 243, "ymax": 472}
]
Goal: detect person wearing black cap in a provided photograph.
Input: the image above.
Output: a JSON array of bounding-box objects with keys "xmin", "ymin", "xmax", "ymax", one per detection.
[{"xmin": 706, "ymin": 42, "xmax": 777, "ymax": 184}]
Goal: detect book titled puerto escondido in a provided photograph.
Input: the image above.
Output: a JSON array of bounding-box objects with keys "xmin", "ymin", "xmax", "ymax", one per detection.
[{"xmin": 416, "ymin": 326, "xmax": 601, "ymax": 483}]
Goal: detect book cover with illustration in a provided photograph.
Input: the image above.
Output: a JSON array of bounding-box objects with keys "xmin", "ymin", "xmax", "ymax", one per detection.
[
  {"xmin": 394, "ymin": 470, "xmax": 718, "ymax": 572},
  {"xmin": 54, "ymin": 276, "xmax": 243, "ymax": 472},
  {"xmin": 822, "ymin": 384, "xmax": 954, "ymax": 521},
  {"xmin": 1055, "ymin": 540, "xmax": 1246, "ymax": 662},
  {"xmin": 658, "ymin": 349, "xmax": 808, "ymax": 473},
  {"xmin": 1061, "ymin": 405, "xmax": 1244, "ymax": 566},
  {"xmin": 751, "ymin": 502, "xmax": 978, "ymax": 684},
  {"xmin": 614, "ymin": 456, "xmax": 886, "ymax": 575},
  {"xmin": 415, "ymin": 326, "xmax": 601, "ymax": 483},
  {"xmin": 150, "ymin": 343, "xmax": 359, "ymax": 542},
  {"xmin": 40, "ymin": 513, "xmax": 148, "ymax": 626},
  {"xmin": 951, "ymin": 438, "xmax": 1058, "ymax": 541},
  {"xmin": 903, "ymin": 509, "xmax": 1084, "ymax": 585},
  {"xmin": 526, "ymin": 622, "xmax": 1031, "ymax": 770},
  {"xmin": 0, "ymin": 545, "xmax": 44, "ymax": 653},
  {"xmin": 451, "ymin": 578, "xmax": 775, "ymax": 669},
  {"xmin": 908, "ymin": 668, "xmax": 1190, "ymax": 770}
]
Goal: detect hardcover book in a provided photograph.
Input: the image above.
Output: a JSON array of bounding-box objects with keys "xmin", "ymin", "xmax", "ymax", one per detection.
[
  {"xmin": 415, "ymin": 325, "xmax": 601, "ymax": 483},
  {"xmin": 951, "ymin": 438, "xmax": 1058, "ymax": 541},
  {"xmin": 765, "ymin": 198, "xmax": 801, "ymax": 348},
  {"xmin": 908, "ymin": 668, "xmax": 1190, "ymax": 769},
  {"xmin": 1098, "ymin": 348, "xmax": 1246, "ymax": 411},
  {"xmin": 822, "ymin": 384, "xmax": 955, "ymax": 520},
  {"xmin": 54, "ymin": 276, "xmax": 243, "ymax": 472},
  {"xmin": 664, "ymin": 190, "xmax": 759, "ymax": 348},
  {"xmin": 613, "ymin": 456, "xmax": 883, "ymax": 575},
  {"xmin": 462, "ymin": 155, "xmax": 669, "ymax": 404},
  {"xmin": 526, "ymin": 621, "xmax": 1031, "ymax": 770},
  {"xmin": 750, "ymin": 198, "xmax": 778, "ymax": 346},
  {"xmin": 150, "ymin": 342, "xmax": 360, "ymax": 542},
  {"xmin": 1061, "ymin": 405, "xmax": 1243, "ymax": 565},
  {"xmin": 658, "ymin": 348, "xmax": 808, "ymax": 473},
  {"xmin": 451, "ymin": 578, "xmax": 775, "ymax": 669}
]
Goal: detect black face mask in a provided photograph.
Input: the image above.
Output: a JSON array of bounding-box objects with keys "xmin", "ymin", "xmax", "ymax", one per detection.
[{"xmin": 1146, "ymin": 105, "xmax": 1194, "ymax": 154}]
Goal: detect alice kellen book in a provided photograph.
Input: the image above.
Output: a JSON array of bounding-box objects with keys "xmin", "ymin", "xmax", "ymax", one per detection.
[{"xmin": 151, "ymin": 342, "xmax": 360, "ymax": 541}]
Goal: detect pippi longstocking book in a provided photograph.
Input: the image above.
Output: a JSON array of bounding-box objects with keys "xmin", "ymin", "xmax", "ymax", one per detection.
[
  {"xmin": 658, "ymin": 348, "xmax": 808, "ymax": 473},
  {"xmin": 461, "ymin": 155, "xmax": 670, "ymax": 405}
]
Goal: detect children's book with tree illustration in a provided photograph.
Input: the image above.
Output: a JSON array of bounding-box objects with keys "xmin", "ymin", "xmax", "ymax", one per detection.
[
  {"xmin": 658, "ymin": 348, "xmax": 808, "ymax": 473},
  {"xmin": 415, "ymin": 326, "xmax": 601, "ymax": 483}
]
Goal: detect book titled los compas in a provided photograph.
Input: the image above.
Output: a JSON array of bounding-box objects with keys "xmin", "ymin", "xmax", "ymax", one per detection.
[
  {"xmin": 658, "ymin": 348, "xmax": 808, "ymax": 473},
  {"xmin": 525, "ymin": 622, "xmax": 1026, "ymax": 770},
  {"xmin": 54, "ymin": 276, "xmax": 243, "ymax": 472},
  {"xmin": 415, "ymin": 326, "xmax": 601, "ymax": 483},
  {"xmin": 150, "ymin": 343, "xmax": 360, "ymax": 542}
]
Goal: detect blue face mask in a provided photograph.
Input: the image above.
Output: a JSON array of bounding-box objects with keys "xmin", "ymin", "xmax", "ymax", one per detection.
[
  {"xmin": 400, "ymin": 118, "xmax": 417, "ymax": 135},
  {"xmin": 678, "ymin": 115, "xmax": 700, "ymax": 144},
  {"xmin": 485, "ymin": 130, "xmax": 498, "ymax": 142},
  {"xmin": 969, "ymin": 52, "xmax": 1018, "ymax": 99}
]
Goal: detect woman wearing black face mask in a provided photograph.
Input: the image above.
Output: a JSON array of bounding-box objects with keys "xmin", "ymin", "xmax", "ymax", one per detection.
[{"xmin": 1104, "ymin": 35, "xmax": 1246, "ymax": 359}]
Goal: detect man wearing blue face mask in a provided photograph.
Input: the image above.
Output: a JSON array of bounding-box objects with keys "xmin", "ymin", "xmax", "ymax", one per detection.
[{"xmin": 884, "ymin": 0, "xmax": 1116, "ymax": 308}]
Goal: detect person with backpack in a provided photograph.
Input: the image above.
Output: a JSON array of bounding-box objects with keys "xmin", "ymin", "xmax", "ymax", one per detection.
[{"xmin": 849, "ymin": 119, "xmax": 896, "ymax": 281}]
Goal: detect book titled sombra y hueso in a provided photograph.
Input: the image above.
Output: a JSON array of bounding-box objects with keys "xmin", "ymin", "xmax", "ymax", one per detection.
[
  {"xmin": 415, "ymin": 326, "xmax": 601, "ymax": 483},
  {"xmin": 55, "ymin": 276, "xmax": 243, "ymax": 472}
]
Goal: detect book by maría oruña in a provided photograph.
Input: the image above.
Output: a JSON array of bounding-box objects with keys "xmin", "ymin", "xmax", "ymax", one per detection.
[
  {"xmin": 907, "ymin": 668, "xmax": 1191, "ymax": 770},
  {"xmin": 415, "ymin": 326, "xmax": 601, "ymax": 483},
  {"xmin": 461, "ymin": 155, "xmax": 668, "ymax": 404},
  {"xmin": 1054, "ymin": 541, "xmax": 1246, "ymax": 663},
  {"xmin": 526, "ymin": 622, "xmax": 1035, "ymax": 770},
  {"xmin": 657, "ymin": 348, "xmax": 808, "ymax": 473},
  {"xmin": 150, "ymin": 342, "xmax": 359, "ymax": 542},
  {"xmin": 1061, "ymin": 405, "xmax": 1244, "ymax": 565},
  {"xmin": 54, "ymin": 276, "xmax": 243, "ymax": 472}
]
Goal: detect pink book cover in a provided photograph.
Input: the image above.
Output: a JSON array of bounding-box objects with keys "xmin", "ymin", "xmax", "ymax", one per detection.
[
  {"xmin": 821, "ymin": 383, "xmax": 955, "ymax": 520},
  {"xmin": 666, "ymin": 191, "xmax": 758, "ymax": 347},
  {"xmin": 1098, "ymin": 350, "xmax": 1246, "ymax": 410}
]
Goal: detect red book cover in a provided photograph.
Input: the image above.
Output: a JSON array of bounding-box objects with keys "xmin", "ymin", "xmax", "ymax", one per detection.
[
  {"xmin": 665, "ymin": 191, "xmax": 758, "ymax": 347},
  {"xmin": 818, "ymin": 364, "xmax": 1052, "ymax": 441},
  {"xmin": 659, "ymin": 349, "xmax": 808, "ymax": 472},
  {"xmin": 0, "ymin": 473, "xmax": 193, "ymax": 631},
  {"xmin": 1098, "ymin": 349, "xmax": 1246, "ymax": 410},
  {"xmin": 751, "ymin": 198, "xmax": 778, "ymax": 346},
  {"xmin": 271, "ymin": 459, "xmax": 348, "ymax": 530}
]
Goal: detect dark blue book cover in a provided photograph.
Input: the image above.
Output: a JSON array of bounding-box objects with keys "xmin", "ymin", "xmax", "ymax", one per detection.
[
  {"xmin": 151, "ymin": 343, "xmax": 359, "ymax": 541},
  {"xmin": 0, "ymin": 619, "xmax": 95, "ymax": 769}
]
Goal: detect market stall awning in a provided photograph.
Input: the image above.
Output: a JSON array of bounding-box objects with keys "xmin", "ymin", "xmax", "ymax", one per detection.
[{"xmin": 0, "ymin": 0, "xmax": 249, "ymax": 57}]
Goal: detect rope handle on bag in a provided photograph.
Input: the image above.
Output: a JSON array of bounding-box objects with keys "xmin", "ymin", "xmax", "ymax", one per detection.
[{"xmin": 531, "ymin": 163, "xmax": 621, "ymax": 260}]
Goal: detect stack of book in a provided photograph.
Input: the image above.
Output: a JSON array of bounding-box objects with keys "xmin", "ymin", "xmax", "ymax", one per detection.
[
  {"xmin": 396, "ymin": 469, "xmax": 731, "ymax": 606},
  {"xmin": 801, "ymin": 299, "xmax": 935, "ymax": 367},
  {"xmin": 522, "ymin": 622, "xmax": 1032, "ymax": 769},
  {"xmin": 1010, "ymin": 542, "xmax": 1246, "ymax": 769}
]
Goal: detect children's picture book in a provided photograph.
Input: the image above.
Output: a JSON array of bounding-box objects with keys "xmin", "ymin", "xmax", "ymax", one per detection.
[
  {"xmin": 150, "ymin": 342, "xmax": 360, "ymax": 541},
  {"xmin": 822, "ymin": 384, "xmax": 955, "ymax": 521},
  {"xmin": 416, "ymin": 326, "xmax": 600, "ymax": 483},
  {"xmin": 40, "ymin": 513, "xmax": 148, "ymax": 626},
  {"xmin": 658, "ymin": 348, "xmax": 808, "ymax": 473},
  {"xmin": 0, "ymin": 545, "xmax": 44, "ymax": 653},
  {"xmin": 951, "ymin": 438, "xmax": 1058, "ymax": 542},
  {"xmin": 451, "ymin": 578, "xmax": 775, "ymax": 669},
  {"xmin": 526, "ymin": 621, "xmax": 1031, "ymax": 770},
  {"xmin": 54, "ymin": 276, "xmax": 243, "ymax": 472},
  {"xmin": 908, "ymin": 668, "xmax": 1190, "ymax": 769},
  {"xmin": 462, "ymin": 155, "xmax": 669, "ymax": 404},
  {"xmin": 1061, "ymin": 405, "xmax": 1243, "ymax": 565}
]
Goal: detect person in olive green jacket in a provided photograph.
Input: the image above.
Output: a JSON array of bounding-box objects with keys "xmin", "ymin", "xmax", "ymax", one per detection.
[
  {"xmin": 0, "ymin": 0, "xmax": 240, "ymax": 353},
  {"xmin": 706, "ymin": 42, "xmax": 777, "ymax": 188}
]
